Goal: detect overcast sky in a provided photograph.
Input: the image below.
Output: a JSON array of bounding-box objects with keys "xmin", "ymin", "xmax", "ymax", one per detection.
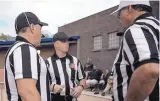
[{"xmin": 0, "ymin": 0, "xmax": 119, "ymax": 37}]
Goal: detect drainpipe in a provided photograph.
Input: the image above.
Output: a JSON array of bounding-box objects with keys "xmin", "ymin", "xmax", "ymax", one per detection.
[{"xmin": 77, "ymin": 39, "xmax": 80, "ymax": 59}]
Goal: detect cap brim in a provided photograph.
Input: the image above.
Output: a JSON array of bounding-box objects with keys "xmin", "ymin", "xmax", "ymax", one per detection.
[
  {"xmin": 53, "ymin": 37, "xmax": 69, "ymax": 43},
  {"xmin": 110, "ymin": 9, "xmax": 120, "ymax": 16},
  {"xmin": 59, "ymin": 37, "xmax": 69, "ymax": 41},
  {"xmin": 39, "ymin": 22, "xmax": 48, "ymax": 26}
]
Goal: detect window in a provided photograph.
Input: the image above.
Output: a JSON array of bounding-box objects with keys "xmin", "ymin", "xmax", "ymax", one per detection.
[
  {"xmin": 108, "ymin": 32, "xmax": 120, "ymax": 49},
  {"xmin": 93, "ymin": 35, "xmax": 102, "ymax": 50}
]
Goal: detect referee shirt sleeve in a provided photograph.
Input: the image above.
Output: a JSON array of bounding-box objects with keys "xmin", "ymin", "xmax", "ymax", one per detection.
[
  {"xmin": 77, "ymin": 60, "xmax": 86, "ymax": 81},
  {"xmin": 13, "ymin": 44, "xmax": 39, "ymax": 80},
  {"xmin": 124, "ymin": 26, "xmax": 159, "ymax": 69}
]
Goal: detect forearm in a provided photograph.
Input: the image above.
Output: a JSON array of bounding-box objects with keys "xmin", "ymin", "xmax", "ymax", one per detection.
[
  {"xmin": 19, "ymin": 88, "xmax": 41, "ymax": 101},
  {"xmin": 103, "ymin": 83, "xmax": 111, "ymax": 92},
  {"xmin": 125, "ymin": 63, "xmax": 159, "ymax": 101},
  {"xmin": 100, "ymin": 74, "xmax": 104, "ymax": 80}
]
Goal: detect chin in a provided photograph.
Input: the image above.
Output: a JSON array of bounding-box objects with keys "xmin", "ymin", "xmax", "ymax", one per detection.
[{"xmin": 63, "ymin": 50, "xmax": 69, "ymax": 53}]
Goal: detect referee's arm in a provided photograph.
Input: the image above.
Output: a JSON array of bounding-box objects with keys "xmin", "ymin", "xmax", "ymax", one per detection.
[
  {"xmin": 13, "ymin": 45, "xmax": 41, "ymax": 101},
  {"xmin": 77, "ymin": 60, "xmax": 86, "ymax": 87},
  {"xmin": 124, "ymin": 27, "xmax": 159, "ymax": 101}
]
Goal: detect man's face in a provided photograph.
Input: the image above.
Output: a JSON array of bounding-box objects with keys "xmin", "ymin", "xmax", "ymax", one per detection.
[
  {"xmin": 54, "ymin": 40, "xmax": 69, "ymax": 53},
  {"xmin": 118, "ymin": 6, "xmax": 132, "ymax": 29},
  {"xmin": 32, "ymin": 24, "xmax": 42, "ymax": 46}
]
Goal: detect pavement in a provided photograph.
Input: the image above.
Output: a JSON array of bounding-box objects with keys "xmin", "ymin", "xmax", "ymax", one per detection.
[{"xmin": 78, "ymin": 90, "xmax": 112, "ymax": 101}]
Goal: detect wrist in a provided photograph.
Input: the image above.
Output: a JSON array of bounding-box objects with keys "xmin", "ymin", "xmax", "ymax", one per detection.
[
  {"xmin": 52, "ymin": 84, "xmax": 56, "ymax": 92},
  {"xmin": 78, "ymin": 85, "xmax": 84, "ymax": 90}
]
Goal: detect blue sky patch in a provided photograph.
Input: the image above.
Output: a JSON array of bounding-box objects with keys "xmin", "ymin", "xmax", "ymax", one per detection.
[{"xmin": 0, "ymin": 20, "xmax": 8, "ymax": 28}]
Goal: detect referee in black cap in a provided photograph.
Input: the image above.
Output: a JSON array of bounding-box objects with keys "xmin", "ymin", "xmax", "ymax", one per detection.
[
  {"xmin": 47, "ymin": 32, "xmax": 86, "ymax": 101},
  {"xmin": 5, "ymin": 12, "xmax": 50, "ymax": 101}
]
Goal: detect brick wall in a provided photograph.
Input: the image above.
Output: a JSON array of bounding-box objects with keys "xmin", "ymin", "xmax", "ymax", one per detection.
[{"xmin": 58, "ymin": 6, "xmax": 121, "ymax": 70}]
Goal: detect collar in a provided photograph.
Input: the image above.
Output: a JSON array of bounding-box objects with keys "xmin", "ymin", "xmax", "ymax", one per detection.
[
  {"xmin": 134, "ymin": 13, "xmax": 153, "ymax": 22},
  {"xmin": 15, "ymin": 36, "xmax": 35, "ymax": 47},
  {"xmin": 123, "ymin": 13, "xmax": 154, "ymax": 34},
  {"xmin": 52, "ymin": 53, "xmax": 71, "ymax": 60}
]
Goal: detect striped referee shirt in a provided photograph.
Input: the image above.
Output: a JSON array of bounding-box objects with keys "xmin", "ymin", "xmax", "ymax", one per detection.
[
  {"xmin": 112, "ymin": 13, "xmax": 159, "ymax": 101},
  {"xmin": 4, "ymin": 36, "xmax": 50, "ymax": 101},
  {"xmin": 47, "ymin": 53, "xmax": 85, "ymax": 96}
]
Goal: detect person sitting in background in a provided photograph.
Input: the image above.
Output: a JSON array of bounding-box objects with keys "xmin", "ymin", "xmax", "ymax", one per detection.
[
  {"xmin": 86, "ymin": 68, "xmax": 103, "ymax": 94},
  {"xmin": 98, "ymin": 69, "xmax": 112, "ymax": 90},
  {"xmin": 84, "ymin": 58, "xmax": 94, "ymax": 79},
  {"xmin": 101, "ymin": 72, "xmax": 113, "ymax": 96}
]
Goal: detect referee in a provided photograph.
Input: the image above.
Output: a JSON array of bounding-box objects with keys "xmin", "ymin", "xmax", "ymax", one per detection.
[
  {"xmin": 111, "ymin": 1, "xmax": 159, "ymax": 101},
  {"xmin": 4, "ymin": 12, "xmax": 50, "ymax": 101},
  {"xmin": 47, "ymin": 32, "xmax": 86, "ymax": 101}
]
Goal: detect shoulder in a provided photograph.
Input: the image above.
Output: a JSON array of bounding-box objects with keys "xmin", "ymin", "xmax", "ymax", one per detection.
[
  {"xmin": 124, "ymin": 23, "xmax": 149, "ymax": 40},
  {"xmin": 69, "ymin": 55, "xmax": 79, "ymax": 61},
  {"xmin": 125, "ymin": 24, "xmax": 142, "ymax": 35},
  {"xmin": 13, "ymin": 42, "xmax": 37, "ymax": 53}
]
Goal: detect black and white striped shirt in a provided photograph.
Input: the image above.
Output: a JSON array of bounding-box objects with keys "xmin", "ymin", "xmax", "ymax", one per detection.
[
  {"xmin": 4, "ymin": 36, "xmax": 50, "ymax": 101},
  {"xmin": 112, "ymin": 13, "xmax": 159, "ymax": 101},
  {"xmin": 47, "ymin": 53, "xmax": 85, "ymax": 96}
]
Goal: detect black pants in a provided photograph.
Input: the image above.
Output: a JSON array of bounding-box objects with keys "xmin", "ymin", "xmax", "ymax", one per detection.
[{"xmin": 51, "ymin": 94, "xmax": 76, "ymax": 101}]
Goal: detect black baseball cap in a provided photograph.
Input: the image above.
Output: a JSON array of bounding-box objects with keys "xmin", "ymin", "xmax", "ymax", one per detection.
[
  {"xmin": 15, "ymin": 12, "xmax": 48, "ymax": 33},
  {"xmin": 53, "ymin": 32, "xmax": 69, "ymax": 42}
]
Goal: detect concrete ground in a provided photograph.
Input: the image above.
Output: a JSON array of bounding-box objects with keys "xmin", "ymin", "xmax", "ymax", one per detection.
[
  {"xmin": 78, "ymin": 90, "xmax": 112, "ymax": 101},
  {"xmin": 78, "ymin": 94, "xmax": 111, "ymax": 101}
]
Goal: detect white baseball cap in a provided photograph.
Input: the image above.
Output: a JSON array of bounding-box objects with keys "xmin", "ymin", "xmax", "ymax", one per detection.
[{"xmin": 110, "ymin": 0, "xmax": 150, "ymax": 16}]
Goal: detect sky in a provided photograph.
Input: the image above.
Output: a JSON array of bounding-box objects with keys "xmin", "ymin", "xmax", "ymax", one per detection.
[{"xmin": 0, "ymin": 0, "xmax": 119, "ymax": 37}]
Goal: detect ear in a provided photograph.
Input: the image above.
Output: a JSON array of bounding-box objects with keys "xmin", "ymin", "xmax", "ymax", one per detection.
[
  {"xmin": 30, "ymin": 24, "xmax": 35, "ymax": 33},
  {"xmin": 53, "ymin": 41, "xmax": 59, "ymax": 48}
]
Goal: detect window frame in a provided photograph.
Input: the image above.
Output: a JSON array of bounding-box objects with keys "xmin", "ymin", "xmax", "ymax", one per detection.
[
  {"xmin": 107, "ymin": 31, "xmax": 120, "ymax": 50},
  {"xmin": 92, "ymin": 35, "xmax": 103, "ymax": 52}
]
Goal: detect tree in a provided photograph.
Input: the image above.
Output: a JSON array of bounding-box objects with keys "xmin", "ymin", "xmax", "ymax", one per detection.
[{"xmin": 0, "ymin": 33, "xmax": 8, "ymax": 41}]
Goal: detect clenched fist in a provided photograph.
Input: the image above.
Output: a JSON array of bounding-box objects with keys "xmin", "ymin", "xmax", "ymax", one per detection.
[{"xmin": 51, "ymin": 84, "xmax": 64, "ymax": 94}]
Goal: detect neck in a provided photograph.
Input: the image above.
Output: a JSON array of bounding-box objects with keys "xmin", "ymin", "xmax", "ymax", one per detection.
[
  {"xmin": 18, "ymin": 33, "xmax": 35, "ymax": 45},
  {"xmin": 132, "ymin": 11, "xmax": 146, "ymax": 23},
  {"xmin": 55, "ymin": 50, "xmax": 67, "ymax": 58}
]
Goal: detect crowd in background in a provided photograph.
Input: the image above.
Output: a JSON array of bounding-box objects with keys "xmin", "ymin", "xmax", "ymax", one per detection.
[{"xmin": 84, "ymin": 58, "xmax": 113, "ymax": 96}]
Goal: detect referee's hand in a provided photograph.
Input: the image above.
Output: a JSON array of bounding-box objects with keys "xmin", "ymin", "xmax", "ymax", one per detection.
[
  {"xmin": 70, "ymin": 86, "xmax": 83, "ymax": 98},
  {"xmin": 52, "ymin": 85, "xmax": 64, "ymax": 94}
]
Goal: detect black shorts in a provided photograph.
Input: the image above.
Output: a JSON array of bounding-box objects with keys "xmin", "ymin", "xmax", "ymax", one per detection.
[{"xmin": 51, "ymin": 94, "xmax": 77, "ymax": 101}]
